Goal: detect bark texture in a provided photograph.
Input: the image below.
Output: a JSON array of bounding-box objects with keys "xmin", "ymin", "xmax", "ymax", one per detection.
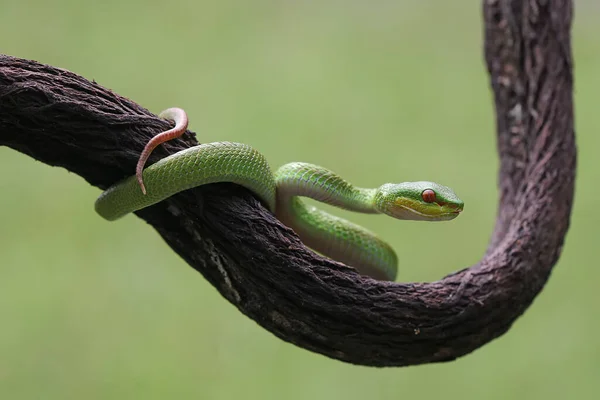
[{"xmin": 0, "ymin": 0, "xmax": 575, "ymax": 366}]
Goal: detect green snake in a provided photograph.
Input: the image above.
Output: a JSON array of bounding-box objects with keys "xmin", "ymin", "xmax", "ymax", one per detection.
[{"xmin": 95, "ymin": 108, "xmax": 464, "ymax": 281}]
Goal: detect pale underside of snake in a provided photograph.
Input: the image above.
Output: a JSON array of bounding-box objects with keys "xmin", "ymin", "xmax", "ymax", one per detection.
[{"xmin": 94, "ymin": 108, "xmax": 464, "ymax": 281}]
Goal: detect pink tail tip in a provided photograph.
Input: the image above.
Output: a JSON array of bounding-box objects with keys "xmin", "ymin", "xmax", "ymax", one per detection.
[{"xmin": 137, "ymin": 174, "xmax": 147, "ymax": 195}]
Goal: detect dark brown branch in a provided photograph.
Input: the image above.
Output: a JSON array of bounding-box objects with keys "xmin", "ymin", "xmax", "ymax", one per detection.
[{"xmin": 0, "ymin": 0, "xmax": 575, "ymax": 366}]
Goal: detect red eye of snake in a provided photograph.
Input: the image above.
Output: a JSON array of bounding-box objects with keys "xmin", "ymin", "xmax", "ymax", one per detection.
[{"xmin": 421, "ymin": 189, "xmax": 436, "ymax": 203}]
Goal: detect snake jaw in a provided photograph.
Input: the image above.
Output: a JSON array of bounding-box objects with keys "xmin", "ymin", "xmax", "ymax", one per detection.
[{"xmin": 395, "ymin": 203, "xmax": 461, "ymax": 221}]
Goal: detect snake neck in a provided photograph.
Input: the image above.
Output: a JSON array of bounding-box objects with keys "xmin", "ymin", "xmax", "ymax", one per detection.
[
  {"xmin": 272, "ymin": 162, "xmax": 396, "ymax": 280},
  {"xmin": 274, "ymin": 162, "xmax": 379, "ymax": 214}
]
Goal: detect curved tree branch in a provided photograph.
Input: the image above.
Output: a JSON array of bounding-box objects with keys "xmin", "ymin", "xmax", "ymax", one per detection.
[{"xmin": 0, "ymin": 0, "xmax": 575, "ymax": 366}]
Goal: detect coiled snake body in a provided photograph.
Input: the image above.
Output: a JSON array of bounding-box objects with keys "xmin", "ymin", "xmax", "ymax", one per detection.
[{"xmin": 95, "ymin": 108, "xmax": 464, "ymax": 281}]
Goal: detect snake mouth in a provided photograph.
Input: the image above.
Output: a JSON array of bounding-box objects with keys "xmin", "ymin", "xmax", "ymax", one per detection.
[{"xmin": 396, "ymin": 204, "xmax": 460, "ymax": 220}]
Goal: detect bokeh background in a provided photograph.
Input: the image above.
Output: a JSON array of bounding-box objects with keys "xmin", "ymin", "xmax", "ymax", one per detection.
[{"xmin": 0, "ymin": 1, "xmax": 597, "ymax": 399}]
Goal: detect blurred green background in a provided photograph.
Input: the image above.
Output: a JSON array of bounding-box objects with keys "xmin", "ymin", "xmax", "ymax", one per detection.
[{"xmin": 0, "ymin": 1, "xmax": 597, "ymax": 399}]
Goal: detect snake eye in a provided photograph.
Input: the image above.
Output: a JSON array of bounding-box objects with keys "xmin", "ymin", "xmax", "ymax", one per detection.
[{"xmin": 421, "ymin": 189, "xmax": 436, "ymax": 203}]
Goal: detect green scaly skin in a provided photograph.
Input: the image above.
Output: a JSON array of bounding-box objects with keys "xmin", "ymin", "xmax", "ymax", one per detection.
[{"xmin": 95, "ymin": 108, "xmax": 464, "ymax": 281}]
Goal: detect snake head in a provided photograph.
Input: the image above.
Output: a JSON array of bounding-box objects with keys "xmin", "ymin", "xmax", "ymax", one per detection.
[{"xmin": 375, "ymin": 181, "xmax": 464, "ymax": 221}]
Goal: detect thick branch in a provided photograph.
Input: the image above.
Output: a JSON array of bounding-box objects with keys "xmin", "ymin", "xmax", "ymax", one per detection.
[{"xmin": 0, "ymin": 0, "xmax": 575, "ymax": 366}]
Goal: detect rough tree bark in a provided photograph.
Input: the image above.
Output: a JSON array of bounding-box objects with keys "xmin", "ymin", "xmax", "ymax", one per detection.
[{"xmin": 0, "ymin": 0, "xmax": 575, "ymax": 366}]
